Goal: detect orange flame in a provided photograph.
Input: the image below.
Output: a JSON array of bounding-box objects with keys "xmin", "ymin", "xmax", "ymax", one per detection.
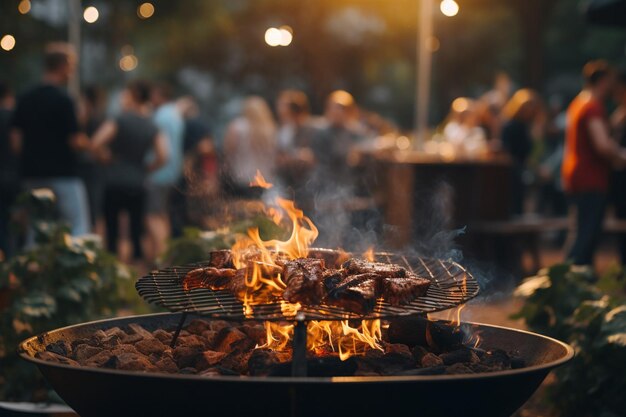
[
  {"xmin": 363, "ymin": 247, "xmax": 375, "ymax": 262},
  {"xmin": 250, "ymin": 169, "xmax": 273, "ymax": 189},
  {"xmin": 230, "ymin": 172, "xmax": 382, "ymax": 360}
]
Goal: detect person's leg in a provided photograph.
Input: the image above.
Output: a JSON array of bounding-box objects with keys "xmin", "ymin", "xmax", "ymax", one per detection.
[
  {"xmin": 145, "ymin": 184, "xmax": 171, "ymax": 261},
  {"xmin": 49, "ymin": 178, "xmax": 92, "ymax": 236},
  {"xmin": 126, "ymin": 186, "xmax": 146, "ymax": 260},
  {"xmin": 615, "ymin": 199, "xmax": 626, "ymax": 266},
  {"xmin": 103, "ymin": 186, "xmax": 120, "ymax": 255},
  {"xmin": 567, "ymin": 192, "xmax": 606, "ymax": 265}
]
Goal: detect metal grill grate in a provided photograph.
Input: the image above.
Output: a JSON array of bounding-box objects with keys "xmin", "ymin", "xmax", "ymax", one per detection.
[{"xmin": 136, "ymin": 253, "xmax": 479, "ymax": 321}]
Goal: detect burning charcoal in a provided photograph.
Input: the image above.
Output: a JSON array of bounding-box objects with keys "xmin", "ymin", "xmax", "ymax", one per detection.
[
  {"xmin": 218, "ymin": 350, "xmax": 254, "ymax": 374},
  {"xmin": 198, "ymin": 350, "xmax": 226, "ymax": 368},
  {"xmin": 173, "ymin": 346, "xmax": 204, "ymax": 369},
  {"xmin": 36, "ymin": 351, "xmax": 79, "ymax": 366},
  {"xmin": 114, "ymin": 352, "xmax": 157, "ymax": 372},
  {"xmin": 426, "ymin": 321, "xmax": 464, "ymax": 353},
  {"xmin": 384, "ymin": 343, "xmax": 413, "ymax": 358},
  {"xmin": 152, "ymin": 329, "xmax": 173, "ymax": 344},
  {"xmin": 71, "ymin": 337, "xmax": 99, "ymax": 350},
  {"xmin": 155, "ymin": 357, "xmax": 179, "ymax": 373},
  {"xmin": 445, "ymin": 363, "xmax": 475, "ymax": 375},
  {"xmin": 420, "ymin": 353, "xmax": 444, "ymax": 368},
  {"xmin": 135, "ymin": 338, "xmax": 167, "ymax": 356},
  {"xmin": 201, "ymin": 330, "xmax": 218, "ymax": 348},
  {"xmin": 73, "ymin": 344, "xmax": 103, "ymax": 362},
  {"xmin": 104, "ymin": 327, "xmax": 128, "ymax": 340},
  {"xmin": 411, "ymin": 346, "xmax": 429, "ymax": 363},
  {"xmin": 208, "ymin": 320, "xmax": 232, "ymax": 333},
  {"xmin": 482, "ymin": 349, "xmax": 511, "ymax": 369},
  {"xmin": 177, "ymin": 334, "xmax": 210, "ymax": 351},
  {"xmin": 240, "ymin": 324, "xmax": 266, "ymax": 344},
  {"xmin": 387, "ymin": 317, "xmax": 429, "ymax": 347},
  {"xmin": 342, "ymin": 258, "xmax": 406, "ymax": 278},
  {"xmin": 209, "ymin": 250, "xmax": 234, "ymax": 269},
  {"xmin": 121, "ymin": 333, "xmax": 144, "ymax": 344},
  {"xmin": 92, "ymin": 330, "xmax": 108, "ymax": 342},
  {"xmin": 128, "ymin": 324, "xmax": 156, "ymax": 340},
  {"xmin": 84, "ymin": 351, "xmax": 115, "ymax": 368},
  {"xmin": 248, "ymin": 349, "xmax": 284, "ymax": 376},
  {"xmin": 355, "ymin": 349, "xmax": 415, "ymax": 375},
  {"xmin": 186, "ymin": 319, "xmax": 212, "ymax": 335},
  {"xmin": 439, "ymin": 348, "xmax": 480, "ymax": 366},
  {"xmin": 45, "ymin": 340, "xmax": 71, "ymax": 356},
  {"xmin": 399, "ymin": 366, "xmax": 447, "ymax": 376},
  {"xmin": 282, "ymin": 258, "xmax": 326, "ymax": 305},
  {"xmin": 178, "ymin": 367, "xmax": 198, "ymax": 374},
  {"xmin": 213, "ymin": 327, "xmax": 248, "ymax": 353}
]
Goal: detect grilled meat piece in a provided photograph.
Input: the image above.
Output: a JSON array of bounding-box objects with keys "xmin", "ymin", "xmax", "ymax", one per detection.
[
  {"xmin": 182, "ymin": 267, "xmax": 237, "ymax": 291},
  {"xmin": 208, "ymin": 250, "xmax": 234, "ymax": 269},
  {"xmin": 226, "ymin": 268, "xmax": 248, "ymax": 297},
  {"xmin": 282, "ymin": 258, "xmax": 326, "ymax": 305},
  {"xmin": 342, "ymin": 258, "xmax": 407, "ymax": 278},
  {"xmin": 381, "ymin": 272, "xmax": 430, "ymax": 305},
  {"xmin": 307, "ymin": 248, "xmax": 351, "ymax": 269},
  {"xmin": 325, "ymin": 273, "xmax": 380, "ymax": 314}
]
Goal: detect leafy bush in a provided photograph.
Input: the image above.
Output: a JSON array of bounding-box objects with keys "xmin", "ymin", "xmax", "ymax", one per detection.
[
  {"xmin": 514, "ymin": 264, "xmax": 626, "ymax": 417},
  {"xmin": 0, "ymin": 190, "xmax": 139, "ymax": 402}
]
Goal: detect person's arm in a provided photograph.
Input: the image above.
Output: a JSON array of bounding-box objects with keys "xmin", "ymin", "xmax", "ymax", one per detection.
[
  {"xmin": 9, "ymin": 128, "xmax": 22, "ymax": 154},
  {"xmin": 90, "ymin": 120, "xmax": 117, "ymax": 163},
  {"xmin": 147, "ymin": 133, "xmax": 169, "ymax": 172},
  {"xmin": 588, "ymin": 117, "xmax": 626, "ymax": 168}
]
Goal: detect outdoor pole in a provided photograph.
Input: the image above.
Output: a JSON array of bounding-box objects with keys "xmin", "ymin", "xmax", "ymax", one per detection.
[
  {"xmin": 68, "ymin": 0, "xmax": 81, "ymax": 99},
  {"xmin": 416, "ymin": 0, "xmax": 434, "ymax": 149}
]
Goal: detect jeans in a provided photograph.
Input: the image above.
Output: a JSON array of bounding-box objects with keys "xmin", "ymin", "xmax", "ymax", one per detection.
[
  {"xmin": 23, "ymin": 177, "xmax": 91, "ymax": 236},
  {"xmin": 567, "ymin": 192, "xmax": 607, "ymax": 266},
  {"xmin": 104, "ymin": 185, "xmax": 145, "ymax": 259}
]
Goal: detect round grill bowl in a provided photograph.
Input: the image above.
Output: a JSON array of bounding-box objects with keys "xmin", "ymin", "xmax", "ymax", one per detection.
[{"xmin": 19, "ymin": 313, "xmax": 573, "ymax": 417}]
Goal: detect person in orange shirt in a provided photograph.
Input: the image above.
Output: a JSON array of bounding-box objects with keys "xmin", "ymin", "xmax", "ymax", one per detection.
[{"xmin": 562, "ymin": 60, "xmax": 626, "ymax": 266}]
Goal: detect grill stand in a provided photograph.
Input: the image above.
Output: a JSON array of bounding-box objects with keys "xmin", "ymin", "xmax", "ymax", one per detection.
[
  {"xmin": 170, "ymin": 312, "xmax": 189, "ymax": 348},
  {"xmin": 291, "ymin": 314, "xmax": 308, "ymax": 377}
]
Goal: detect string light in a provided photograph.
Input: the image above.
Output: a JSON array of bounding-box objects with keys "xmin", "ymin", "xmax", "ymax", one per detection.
[
  {"xmin": 264, "ymin": 26, "xmax": 293, "ymax": 47},
  {"xmin": 119, "ymin": 54, "xmax": 138, "ymax": 71},
  {"xmin": 18, "ymin": 0, "xmax": 31, "ymax": 14},
  {"xmin": 440, "ymin": 0, "xmax": 459, "ymax": 17},
  {"xmin": 1, "ymin": 35, "xmax": 16, "ymax": 51},
  {"xmin": 83, "ymin": 6, "xmax": 99, "ymax": 23},
  {"xmin": 137, "ymin": 2, "xmax": 155, "ymax": 19}
]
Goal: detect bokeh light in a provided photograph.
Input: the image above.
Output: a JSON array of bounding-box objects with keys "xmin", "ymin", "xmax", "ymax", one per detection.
[
  {"xmin": 440, "ymin": 0, "xmax": 459, "ymax": 17},
  {"xmin": 83, "ymin": 6, "xmax": 99, "ymax": 23},
  {"xmin": 18, "ymin": 0, "xmax": 31, "ymax": 14},
  {"xmin": 426, "ymin": 36, "xmax": 440, "ymax": 52},
  {"xmin": 265, "ymin": 27, "xmax": 293, "ymax": 47},
  {"xmin": 137, "ymin": 2, "xmax": 155, "ymax": 19},
  {"xmin": 1, "ymin": 35, "xmax": 16, "ymax": 52},
  {"xmin": 119, "ymin": 54, "xmax": 138, "ymax": 71}
]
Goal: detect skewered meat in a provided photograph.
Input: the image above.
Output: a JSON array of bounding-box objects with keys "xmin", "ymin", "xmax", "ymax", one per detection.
[
  {"xmin": 342, "ymin": 258, "xmax": 407, "ymax": 278},
  {"xmin": 182, "ymin": 267, "xmax": 236, "ymax": 291},
  {"xmin": 282, "ymin": 258, "xmax": 326, "ymax": 305},
  {"xmin": 381, "ymin": 272, "xmax": 431, "ymax": 305},
  {"xmin": 325, "ymin": 273, "xmax": 380, "ymax": 314}
]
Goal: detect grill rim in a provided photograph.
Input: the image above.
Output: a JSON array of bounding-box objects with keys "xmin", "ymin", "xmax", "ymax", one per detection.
[
  {"xmin": 135, "ymin": 250, "xmax": 480, "ymax": 321},
  {"xmin": 18, "ymin": 312, "xmax": 575, "ymax": 383}
]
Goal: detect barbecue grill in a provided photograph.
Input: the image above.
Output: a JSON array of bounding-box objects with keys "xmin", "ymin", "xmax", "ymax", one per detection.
[
  {"xmin": 135, "ymin": 249, "xmax": 479, "ymax": 375},
  {"xmin": 19, "ymin": 313, "xmax": 574, "ymax": 417}
]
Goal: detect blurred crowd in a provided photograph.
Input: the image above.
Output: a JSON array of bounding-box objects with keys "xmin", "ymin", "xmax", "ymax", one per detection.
[
  {"xmin": 0, "ymin": 43, "xmax": 387, "ymax": 262},
  {"xmin": 438, "ymin": 62, "xmax": 626, "ymax": 265},
  {"xmin": 1, "ymin": 43, "xmax": 625, "ymax": 268}
]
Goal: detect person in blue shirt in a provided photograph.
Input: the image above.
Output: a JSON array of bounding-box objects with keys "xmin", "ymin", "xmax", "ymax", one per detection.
[{"xmin": 145, "ymin": 83, "xmax": 184, "ymax": 260}]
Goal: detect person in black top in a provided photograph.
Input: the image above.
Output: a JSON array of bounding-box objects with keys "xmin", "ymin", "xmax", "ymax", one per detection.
[
  {"xmin": 91, "ymin": 80, "xmax": 168, "ymax": 260},
  {"xmin": 10, "ymin": 43, "xmax": 91, "ymax": 236},
  {"xmin": 501, "ymin": 88, "xmax": 542, "ymax": 216},
  {"xmin": 0, "ymin": 81, "xmax": 17, "ymax": 257}
]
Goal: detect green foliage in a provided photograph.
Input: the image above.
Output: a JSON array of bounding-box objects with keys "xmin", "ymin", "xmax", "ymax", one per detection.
[
  {"xmin": 515, "ymin": 264, "xmax": 626, "ymax": 417},
  {"xmin": 0, "ymin": 191, "xmax": 139, "ymax": 402},
  {"xmin": 160, "ymin": 215, "xmax": 288, "ymax": 266}
]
